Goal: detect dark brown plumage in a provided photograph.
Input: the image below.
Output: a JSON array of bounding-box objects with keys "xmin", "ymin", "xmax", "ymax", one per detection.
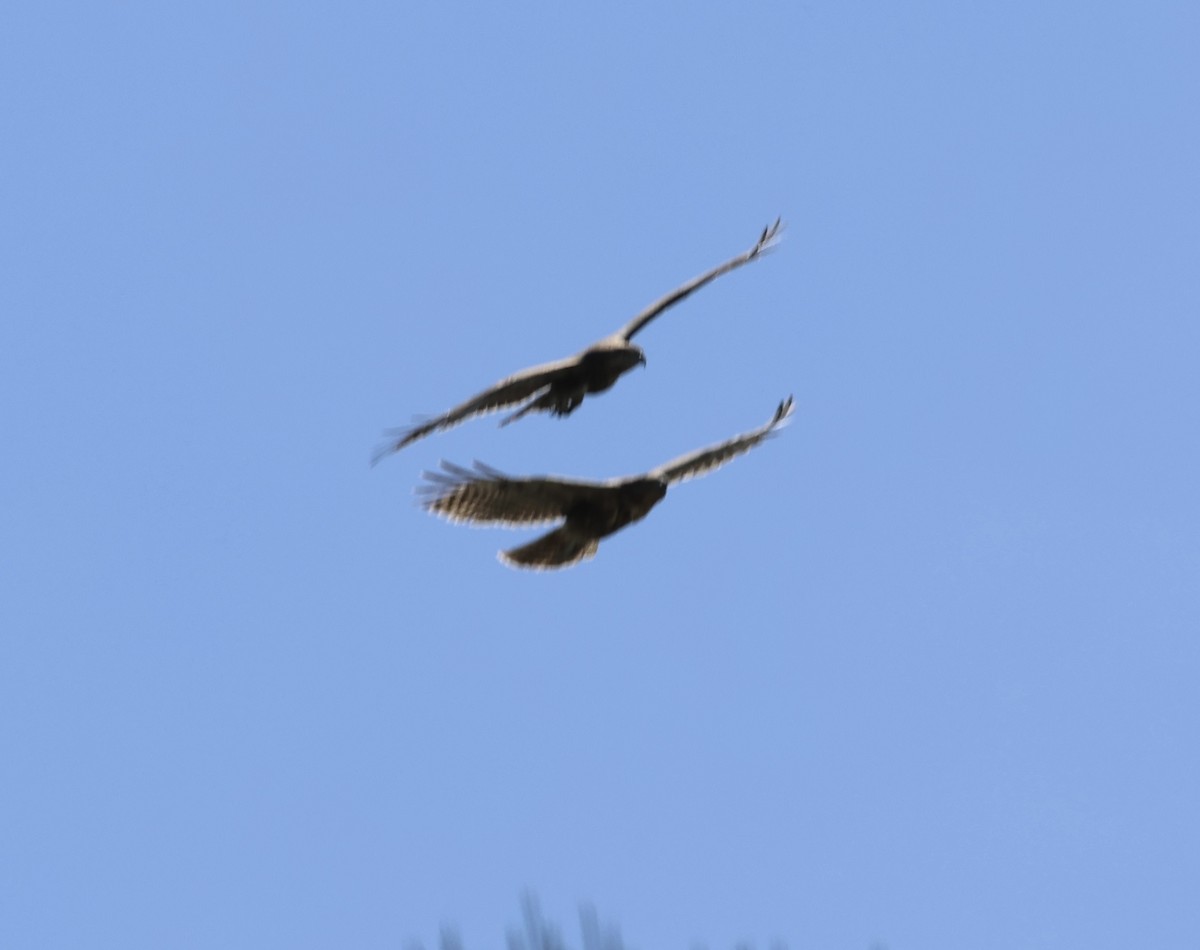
[
  {"xmin": 419, "ymin": 396, "xmax": 795, "ymax": 570},
  {"xmin": 373, "ymin": 219, "xmax": 783, "ymax": 463}
]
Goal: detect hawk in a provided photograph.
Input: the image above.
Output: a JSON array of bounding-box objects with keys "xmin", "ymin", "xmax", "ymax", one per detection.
[
  {"xmin": 419, "ymin": 396, "xmax": 795, "ymax": 570},
  {"xmin": 373, "ymin": 219, "xmax": 783, "ymax": 463}
]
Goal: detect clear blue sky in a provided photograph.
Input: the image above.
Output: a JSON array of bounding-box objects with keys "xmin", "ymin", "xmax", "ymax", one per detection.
[{"xmin": 3, "ymin": 2, "xmax": 1198, "ymax": 948}]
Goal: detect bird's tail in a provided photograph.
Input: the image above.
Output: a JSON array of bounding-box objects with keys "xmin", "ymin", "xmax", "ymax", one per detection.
[
  {"xmin": 499, "ymin": 528, "xmax": 600, "ymax": 570},
  {"xmin": 499, "ymin": 385, "xmax": 563, "ymax": 427},
  {"xmin": 499, "ymin": 399, "xmax": 541, "ymax": 427}
]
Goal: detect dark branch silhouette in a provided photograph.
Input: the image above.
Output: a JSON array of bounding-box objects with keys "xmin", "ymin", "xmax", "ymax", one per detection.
[{"xmin": 425, "ymin": 893, "xmax": 788, "ymax": 950}]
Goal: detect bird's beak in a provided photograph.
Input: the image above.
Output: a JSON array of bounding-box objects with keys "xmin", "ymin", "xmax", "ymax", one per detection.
[{"xmin": 638, "ymin": 355, "xmax": 647, "ymax": 368}]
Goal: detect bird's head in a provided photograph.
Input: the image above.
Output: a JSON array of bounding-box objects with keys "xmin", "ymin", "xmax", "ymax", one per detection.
[
  {"xmin": 603, "ymin": 342, "xmax": 646, "ymax": 372},
  {"xmin": 587, "ymin": 339, "xmax": 646, "ymax": 380},
  {"xmin": 625, "ymin": 477, "xmax": 669, "ymax": 520}
]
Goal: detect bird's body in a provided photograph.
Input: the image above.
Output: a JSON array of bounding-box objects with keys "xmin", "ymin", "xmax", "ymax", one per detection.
[
  {"xmin": 373, "ymin": 219, "xmax": 783, "ymax": 462},
  {"xmin": 419, "ymin": 396, "xmax": 794, "ymax": 569},
  {"xmin": 500, "ymin": 477, "xmax": 668, "ymax": 568},
  {"xmin": 498, "ymin": 340, "xmax": 646, "ymax": 427}
]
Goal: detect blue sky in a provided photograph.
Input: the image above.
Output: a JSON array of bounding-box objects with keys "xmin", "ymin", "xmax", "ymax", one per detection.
[{"xmin": 2, "ymin": 2, "xmax": 1198, "ymax": 947}]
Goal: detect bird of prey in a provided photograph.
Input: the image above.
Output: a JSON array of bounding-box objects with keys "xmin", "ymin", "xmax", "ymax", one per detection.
[
  {"xmin": 373, "ymin": 218, "xmax": 783, "ymax": 463},
  {"xmin": 418, "ymin": 396, "xmax": 795, "ymax": 570}
]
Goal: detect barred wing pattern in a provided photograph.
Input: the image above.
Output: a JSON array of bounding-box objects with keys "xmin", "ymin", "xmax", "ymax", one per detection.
[
  {"xmin": 613, "ymin": 217, "xmax": 785, "ymax": 342},
  {"xmin": 649, "ymin": 396, "xmax": 795, "ymax": 486},
  {"xmin": 418, "ymin": 462, "xmax": 614, "ymax": 526},
  {"xmin": 418, "ymin": 463, "xmax": 631, "ymax": 570},
  {"xmin": 418, "ymin": 396, "xmax": 794, "ymax": 570}
]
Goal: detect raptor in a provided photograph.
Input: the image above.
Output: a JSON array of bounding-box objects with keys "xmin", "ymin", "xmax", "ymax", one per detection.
[
  {"xmin": 418, "ymin": 396, "xmax": 794, "ymax": 569},
  {"xmin": 373, "ymin": 219, "xmax": 783, "ymax": 463}
]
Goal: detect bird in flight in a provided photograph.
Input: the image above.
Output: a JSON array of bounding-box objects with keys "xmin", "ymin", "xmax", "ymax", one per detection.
[
  {"xmin": 418, "ymin": 396, "xmax": 795, "ymax": 570},
  {"xmin": 373, "ymin": 218, "xmax": 783, "ymax": 463}
]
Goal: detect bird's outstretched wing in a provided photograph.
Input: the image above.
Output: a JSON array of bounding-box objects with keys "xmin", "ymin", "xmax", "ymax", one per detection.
[
  {"xmin": 612, "ymin": 218, "xmax": 784, "ymax": 342},
  {"xmin": 418, "ymin": 461, "xmax": 615, "ymax": 526},
  {"xmin": 648, "ymin": 396, "xmax": 795, "ymax": 486},
  {"xmin": 371, "ymin": 356, "xmax": 583, "ymax": 464}
]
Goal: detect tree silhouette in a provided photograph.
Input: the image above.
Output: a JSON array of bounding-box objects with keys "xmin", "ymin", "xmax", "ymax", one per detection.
[{"xmin": 417, "ymin": 894, "xmax": 791, "ymax": 950}]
